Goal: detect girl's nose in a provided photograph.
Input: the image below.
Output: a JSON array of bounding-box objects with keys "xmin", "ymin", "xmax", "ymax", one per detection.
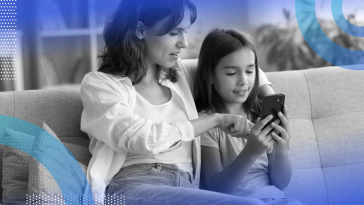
[{"xmin": 238, "ymin": 75, "xmax": 248, "ymax": 86}]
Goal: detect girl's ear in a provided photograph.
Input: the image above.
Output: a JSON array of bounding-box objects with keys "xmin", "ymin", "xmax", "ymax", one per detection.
[{"xmin": 135, "ymin": 21, "xmax": 146, "ymax": 40}]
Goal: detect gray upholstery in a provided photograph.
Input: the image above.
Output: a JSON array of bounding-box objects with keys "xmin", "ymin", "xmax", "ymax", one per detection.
[
  {"xmin": 266, "ymin": 66, "xmax": 364, "ymax": 204},
  {"xmin": 0, "ymin": 89, "xmax": 89, "ymax": 199},
  {"xmin": 0, "ymin": 66, "xmax": 363, "ymax": 204}
]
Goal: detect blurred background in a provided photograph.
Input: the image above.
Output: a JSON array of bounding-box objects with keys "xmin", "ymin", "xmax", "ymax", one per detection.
[{"xmin": 3, "ymin": 0, "xmax": 364, "ymax": 91}]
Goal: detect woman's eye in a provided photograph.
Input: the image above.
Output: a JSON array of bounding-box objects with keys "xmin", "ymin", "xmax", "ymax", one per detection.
[
  {"xmin": 169, "ymin": 32, "xmax": 178, "ymax": 36},
  {"xmin": 246, "ymin": 71, "xmax": 254, "ymax": 74}
]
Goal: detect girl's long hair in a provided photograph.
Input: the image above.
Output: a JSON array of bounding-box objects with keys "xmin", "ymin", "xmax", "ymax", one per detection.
[
  {"xmin": 194, "ymin": 28, "xmax": 261, "ymax": 122},
  {"xmin": 98, "ymin": 0, "xmax": 197, "ymax": 84}
]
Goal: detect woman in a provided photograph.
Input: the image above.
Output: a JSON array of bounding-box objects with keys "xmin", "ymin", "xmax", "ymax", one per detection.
[{"xmin": 80, "ymin": 0, "xmax": 274, "ymax": 204}]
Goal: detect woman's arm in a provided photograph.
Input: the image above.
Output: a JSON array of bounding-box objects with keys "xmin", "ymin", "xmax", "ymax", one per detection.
[
  {"xmin": 81, "ymin": 76, "xmax": 249, "ymax": 157},
  {"xmin": 81, "ymin": 81, "xmax": 193, "ymax": 156},
  {"xmin": 192, "ymin": 114, "xmax": 250, "ymax": 137},
  {"xmin": 259, "ymin": 84, "xmax": 275, "ymax": 98}
]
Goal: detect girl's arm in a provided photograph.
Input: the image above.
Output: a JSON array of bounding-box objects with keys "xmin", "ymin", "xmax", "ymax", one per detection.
[
  {"xmin": 182, "ymin": 59, "xmax": 275, "ymax": 97},
  {"xmin": 201, "ymin": 145, "xmax": 258, "ymax": 194},
  {"xmin": 201, "ymin": 116, "xmax": 278, "ymax": 194},
  {"xmin": 267, "ymin": 106, "xmax": 292, "ymax": 190},
  {"xmin": 267, "ymin": 149, "xmax": 292, "ymax": 190}
]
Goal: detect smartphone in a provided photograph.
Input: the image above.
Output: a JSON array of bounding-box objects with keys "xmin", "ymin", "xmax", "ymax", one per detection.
[{"xmin": 260, "ymin": 93, "xmax": 285, "ymax": 130}]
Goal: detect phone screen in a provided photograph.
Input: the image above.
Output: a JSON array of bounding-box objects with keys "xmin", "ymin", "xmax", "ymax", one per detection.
[{"xmin": 261, "ymin": 93, "xmax": 285, "ymax": 129}]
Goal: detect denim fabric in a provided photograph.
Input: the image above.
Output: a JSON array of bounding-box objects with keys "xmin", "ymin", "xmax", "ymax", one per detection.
[
  {"xmin": 261, "ymin": 198, "xmax": 303, "ymax": 205},
  {"xmin": 105, "ymin": 163, "xmax": 266, "ymax": 205}
]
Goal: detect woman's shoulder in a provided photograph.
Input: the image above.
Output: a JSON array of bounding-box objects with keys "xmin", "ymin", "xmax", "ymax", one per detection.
[
  {"xmin": 175, "ymin": 58, "xmax": 197, "ymax": 75},
  {"xmin": 80, "ymin": 71, "xmax": 136, "ymax": 101},
  {"xmin": 198, "ymin": 110, "xmax": 214, "ymax": 118},
  {"xmin": 82, "ymin": 71, "xmax": 133, "ymax": 87}
]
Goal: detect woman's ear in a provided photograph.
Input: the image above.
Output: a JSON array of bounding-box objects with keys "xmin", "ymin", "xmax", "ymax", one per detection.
[{"xmin": 135, "ymin": 21, "xmax": 146, "ymax": 40}]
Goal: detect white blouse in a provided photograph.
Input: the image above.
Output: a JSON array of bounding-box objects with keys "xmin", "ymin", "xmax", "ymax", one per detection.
[{"xmin": 124, "ymin": 89, "xmax": 193, "ymax": 175}]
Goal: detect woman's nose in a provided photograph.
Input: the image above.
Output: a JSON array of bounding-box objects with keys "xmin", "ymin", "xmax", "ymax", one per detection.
[{"xmin": 177, "ymin": 34, "xmax": 188, "ymax": 49}]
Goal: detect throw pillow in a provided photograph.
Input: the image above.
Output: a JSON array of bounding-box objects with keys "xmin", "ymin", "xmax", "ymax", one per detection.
[
  {"xmin": 42, "ymin": 122, "xmax": 92, "ymax": 165},
  {"xmin": 27, "ymin": 122, "xmax": 91, "ymax": 204},
  {"xmin": 2, "ymin": 128, "xmax": 35, "ymax": 204}
]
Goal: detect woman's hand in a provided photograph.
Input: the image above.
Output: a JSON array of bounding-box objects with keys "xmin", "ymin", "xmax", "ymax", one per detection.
[
  {"xmin": 218, "ymin": 114, "xmax": 250, "ymax": 138},
  {"xmin": 244, "ymin": 115, "xmax": 280, "ymax": 156},
  {"xmin": 270, "ymin": 105, "xmax": 291, "ymax": 153}
]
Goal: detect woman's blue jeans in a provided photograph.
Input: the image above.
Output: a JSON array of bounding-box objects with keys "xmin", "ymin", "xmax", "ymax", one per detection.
[{"xmin": 105, "ymin": 163, "xmax": 266, "ymax": 205}]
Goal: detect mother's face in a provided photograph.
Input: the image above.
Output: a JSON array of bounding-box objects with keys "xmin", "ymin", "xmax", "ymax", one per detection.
[{"xmin": 142, "ymin": 7, "xmax": 191, "ymax": 69}]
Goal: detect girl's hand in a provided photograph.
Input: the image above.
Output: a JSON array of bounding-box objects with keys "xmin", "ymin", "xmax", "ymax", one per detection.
[
  {"xmin": 270, "ymin": 105, "xmax": 291, "ymax": 153},
  {"xmin": 244, "ymin": 115, "xmax": 280, "ymax": 156},
  {"xmin": 218, "ymin": 114, "xmax": 250, "ymax": 138}
]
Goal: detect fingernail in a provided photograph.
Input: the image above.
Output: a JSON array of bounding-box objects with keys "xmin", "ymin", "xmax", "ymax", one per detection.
[
  {"xmin": 271, "ymin": 122, "xmax": 275, "ymax": 126},
  {"xmin": 269, "ymin": 115, "xmax": 273, "ymax": 118},
  {"xmin": 278, "ymin": 112, "xmax": 282, "ymax": 116}
]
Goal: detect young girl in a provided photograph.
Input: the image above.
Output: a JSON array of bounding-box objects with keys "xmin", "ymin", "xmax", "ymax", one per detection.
[{"xmin": 195, "ymin": 28, "xmax": 300, "ymax": 204}]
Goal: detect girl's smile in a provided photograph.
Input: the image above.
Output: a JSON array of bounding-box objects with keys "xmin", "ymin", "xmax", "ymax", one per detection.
[
  {"xmin": 212, "ymin": 47, "xmax": 256, "ymax": 108},
  {"xmin": 233, "ymin": 88, "xmax": 249, "ymax": 96}
]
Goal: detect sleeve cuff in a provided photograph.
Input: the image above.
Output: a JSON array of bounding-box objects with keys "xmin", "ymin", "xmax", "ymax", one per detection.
[
  {"xmin": 151, "ymin": 121, "xmax": 194, "ymax": 155},
  {"xmin": 174, "ymin": 121, "xmax": 195, "ymax": 142}
]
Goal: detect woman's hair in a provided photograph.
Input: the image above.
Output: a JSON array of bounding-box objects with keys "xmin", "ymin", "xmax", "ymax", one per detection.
[
  {"xmin": 194, "ymin": 28, "xmax": 261, "ymax": 122},
  {"xmin": 98, "ymin": 0, "xmax": 197, "ymax": 84}
]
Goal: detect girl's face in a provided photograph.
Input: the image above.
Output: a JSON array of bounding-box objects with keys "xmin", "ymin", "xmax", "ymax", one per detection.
[
  {"xmin": 143, "ymin": 7, "xmax": 191, "ymax": 69},
  {"xmin": 212, "ymin": 48, "xmax": 256, "ymax": 108}
]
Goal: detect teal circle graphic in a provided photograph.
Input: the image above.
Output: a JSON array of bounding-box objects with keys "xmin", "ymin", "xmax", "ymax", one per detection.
[
  {"xmin": 0, "ymin": 115, "xmax": 95, "ymax": 205},
  {"xmin": 332, "ymin": 0, "xmax": 364, "ymax": 37},
  {"xmin": 296, "ymin": 0, "xmax": 364, "ymax": 70}
]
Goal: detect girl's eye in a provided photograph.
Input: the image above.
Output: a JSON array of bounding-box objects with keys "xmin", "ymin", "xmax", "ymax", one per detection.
[
  {"xmin": 226, "ymin": 73, "xmax": 236, "ymax": 76},
  {"xmin": 246, "ymin": 71, "xmax": 254, "ymax": 74},
  {"xmin": 169, "ymin": 33, "xmax": 178, "ymax": 36}
]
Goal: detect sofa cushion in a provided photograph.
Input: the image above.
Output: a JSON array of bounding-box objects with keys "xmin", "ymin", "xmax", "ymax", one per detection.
[
  {"xmin": 304, "ymin": 67, "xmax": 364, "ymax": 119},
  {"xmin": 27, "ymin": 123, "xmax": 90, "ymax": 204},
  {"xmin": 314, "ymin": 113, "xmax": 364, "ymax": 167},
  {"xmin": 0, "ymin": 89, "xmax": 91, "ymax": 199},
  {"xmin": 266, "ymin": 71, "xmax": 311, "ymax": 120},
  {"xmin": 284, "ymin": 168, "xmax": 328, "ymax": 205},
  {"xmin": 28, "ymin": 122, "xmax": 91, "ymax": 204},
  {"xmin": 1, "ymin": 121, "xmax": 92, "ymax": 204},
  {"xmin": 12, "ymin": 90, "xmax": 88, "ymax": 140},
  {"xmin": 324, "ymin": 164, "xmax": 364, "ymax": 205},
  {"xmin": 0, "ymin": 92, "xmax": 14, "ymax": 198},
  {"xmin": 289, "ymin": 119, "xmax": 321, "ymax": 169},
  {"xmin": 2, "ymin": 129, "xmax": 35, "ymax": 204},
  {"xmin": 43, "ymin": 122, "xmax": 91, "ymax": 166}
]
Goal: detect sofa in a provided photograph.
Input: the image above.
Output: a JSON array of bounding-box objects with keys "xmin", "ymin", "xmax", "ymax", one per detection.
[{"xmin": 0, "ymin": 66, "xmax": 363, "ymax": 205}]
